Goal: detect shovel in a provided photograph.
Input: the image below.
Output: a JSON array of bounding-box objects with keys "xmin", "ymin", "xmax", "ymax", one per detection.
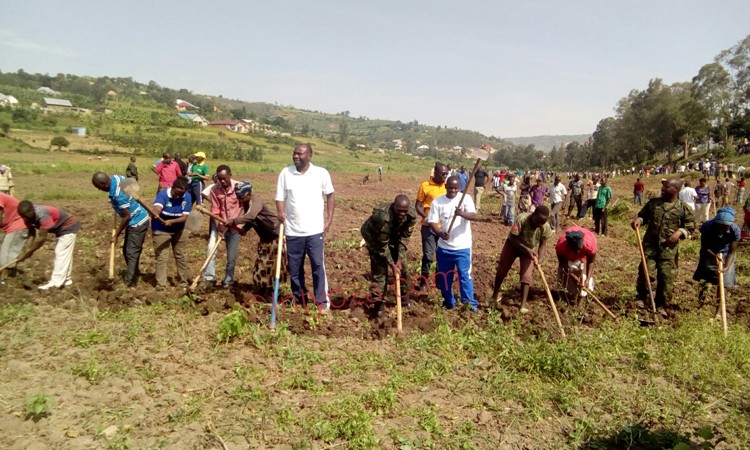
[
  {"xmin": 189, "ymin": 234, "xmax": 224, "ymax": 291},
  {"xmin": 108, "ymin": 213, "xmax": 117, "ymax": 280},
  {"xmin": 634, "ymin": 226, "xmax": 657, "ymax": 313},
  {"xmin": 271, "ymin": 224, "xmax": 285, "ymax": 330},
  {"xmin": 533, "ymin": 258, "xmax": 566, "ymax": 338},
  {"xmin": 717, "ymin": 254, "xmax": 728, "ymax": 338}
]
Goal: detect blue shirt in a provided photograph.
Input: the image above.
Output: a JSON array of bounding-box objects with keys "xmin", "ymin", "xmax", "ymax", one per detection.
[
  {"xmin": 152, "ymin": 189, "xmax": 192, "ymax": 233},
  {"xmin": 108, "ymin": 175, "xmax": 149, "ymax": 228},
  {"xmin": 457, "ymin": 172, "xmax": 469, "ymax": 191},
  {"xmin": 700, "ymin": 219, "xmax": 741, "ymax": 255}
]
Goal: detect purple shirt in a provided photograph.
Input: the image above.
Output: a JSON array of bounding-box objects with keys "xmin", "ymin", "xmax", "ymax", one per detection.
[
  {"xmin": 695, "ymin": 185, "xmax": 711, "ymax": 204},
  {"xmin": 530, "ymin": 185, "xmax": 547, "ymax": 206}
]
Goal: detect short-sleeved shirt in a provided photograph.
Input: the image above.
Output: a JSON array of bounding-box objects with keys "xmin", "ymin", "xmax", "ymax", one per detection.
[
  {"xmin": 530, "ymin": 185, "xmax": 547, "ymax": 206},
  {"xmin": 499, "ymin": 182, "xmax": 517, "ymax": 205},
  {"xmin": 31, "ymin": 205, "xmax": 80, "ymax": 236},
  {"xmin": 474, "ymin": 170, "xmax": 489, "ymax": 187},
  {"xmin": 428, "ymin": 194, "xmax": 475, "ymax": 250},
  {"xmin": 695, "ymin": 185, "xmax": 711, "ymax": 204},
  {"xmin": 108, "ymin": 175, "xmax": 149, "ymax": 228},
  {"xmin": 511, "ymin": 212, "xmax": 554, "ymax": 248},
  {"xmin": 275, "ymin": 163, "xmax": 335, "ymax": 236},
  {"xmin": 633, "ymin": 181, "xmax": 645, "ymax": 193},
  {"xmin": 569, "ymin": 180, "xmax": 584, "ymax": 196},
  {"xmin": 457, "ymin": 172, "xmax": 469, "ymax": 191},
  {"xmin": 210, "ymin": 179, "xmax": 244, "ymax": 233},
  {"xmin": 152, "ymin": 188, "xmax": 192, "ymax": 233},
  {"xmin": 587, "ymin": 182, "xmax": 600, "ymax": 200},
  {"xmin": 0, "ymin": 192, "xmax": 25, "ymax": 234},
  {"xmin": 595, "ymin": 186, "xmax": 612, "ymax": 209},
  {"xmin": 189, "ymin": 162, "xmax": 209, "ymax": 183},
  {"xmin": 550, "ymin": 183, "xmax": 567, "ymax": 204},
  {"xmin": 416, "ymin": 178, "xmax": 447, "ymax": 226},
  {"xmin": 699, "ymin": 219, "xmax": 741, "ymax": 255},
  {"xmin": 555, "ymin": 226, "xmax": 597, "ymax": 262}
]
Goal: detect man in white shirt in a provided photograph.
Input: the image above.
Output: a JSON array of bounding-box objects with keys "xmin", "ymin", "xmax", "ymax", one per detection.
[
  {"xmin": 549, "ymin": 175, "xmax": 568, "ymax": 232},
  {"xmin": 496, "ymin": 174, "xmax": 518, "ymax": 225},
  {"xmin": 679, "ymin": 182, "xmax": 697, "ymax": 211},
  {"xmin": 276, "ymin": 143, "xmax": 335, "ymax": 310},
  {"xmin": 428, "ymin": 176, "xmax": 478, "ymax": 312}
]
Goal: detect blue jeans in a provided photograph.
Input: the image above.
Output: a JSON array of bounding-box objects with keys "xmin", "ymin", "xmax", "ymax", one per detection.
[
  {"xmin": 502, "ymin": 203, "xmax": 515, "ymax": 225},
  {"xmin": 435, "ymin": 247, "xmax": 476, "ymax": 311},
  {"xmin": 203, "ymin": 227, "xmax": 239, "ymax": 287},
  {"xmin": 286, "ymin": 233, "xmax": 329, "ymax": 306}
]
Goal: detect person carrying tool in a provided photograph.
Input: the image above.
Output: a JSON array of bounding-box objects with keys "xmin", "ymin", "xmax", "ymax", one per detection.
[
  {"xmin": 230, "ymin": 181, "xmax": 287, "ymax": 296},
  {"xmin": 204, "ymin": 165, "xmax": 244, "ymax": 289},
  {"xmin": 428, "ymin": 176, "xmax": 478, "ymax": 312},
  {"xmin": 92, "ymin": 172, "xmax": 150, "ymax": 287},
  {"xmin": 693, "ymin": 207, "xmax": 740, "ymax": 313},
  {"xmin": 16, "ymin": 200, "xmax": 81, "ymax": 290},
  {"xmin": 151, "ymin": 176, "xmax": 192, "ymax": 290},
  {"xmin": 554, "ymin": 226, "xmax": 597, "ymax": 300},
  {"xmin": 360, "ymin": 194, "xmax": 417, "ymax": 316},
  {"xmin": 631, "ymin": 178, "xmax": 695, "ymax": 316},
  {"xmin": 491, "ymin": 205, "xmax": 553, "ymax": 313}
]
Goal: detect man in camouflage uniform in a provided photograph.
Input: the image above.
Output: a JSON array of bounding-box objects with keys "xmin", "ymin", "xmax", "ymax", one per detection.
[
  {"xmin": 361, "ymin": 194, "xmax": 417, "ymax": 316},
  {"xmin": 631, "ymin": 178, "xmax": 695, "ymax": 315}
]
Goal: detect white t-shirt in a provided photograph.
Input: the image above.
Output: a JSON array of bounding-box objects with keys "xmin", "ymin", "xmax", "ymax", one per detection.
[
  {"xmin": 499, "ymin": 181, "xmax": 517, "ymax": 204},
  {"xmin": 550, "ymin": 183, "xmax": 568, "ymax": 204},
  {"xmin": 275, "ymin": 163, "xmax": 335, "ymax": 236},
  {"xmin": 679, "ymin": 187, "xmax": 697, "ymax": 210},
  {"xmin": 428, "ymin": 194, "xmax": 475, "ymax": 251}
]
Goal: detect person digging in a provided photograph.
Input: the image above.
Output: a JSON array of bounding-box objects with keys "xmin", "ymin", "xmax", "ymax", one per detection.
[{"xmin": 491, "ymin": 205, "xmax": 553, "ymax": 314}]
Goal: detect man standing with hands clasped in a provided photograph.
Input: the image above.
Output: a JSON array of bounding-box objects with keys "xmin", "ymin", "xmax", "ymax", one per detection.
[
  {"xmin": 276, "ymin": 143, "xmax": 335, "ymax": 311},
  {"xmin": 428, "ymin": 176, "xmax": 478, "ymax": 312}
]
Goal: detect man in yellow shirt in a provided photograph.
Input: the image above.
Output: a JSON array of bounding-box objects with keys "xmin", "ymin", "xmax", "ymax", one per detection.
[{"xmin": 415, "ymin": 162, "xmax": 448, "ymax": 291}]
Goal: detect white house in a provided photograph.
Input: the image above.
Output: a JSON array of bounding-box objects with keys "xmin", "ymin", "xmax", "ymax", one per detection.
[{"xmin": 0, "ymin": 93, "xmax": 19, "ymax": 106}]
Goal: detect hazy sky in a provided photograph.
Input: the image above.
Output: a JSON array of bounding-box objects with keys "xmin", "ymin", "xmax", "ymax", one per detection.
[{"xmin": 1, "ymin": 1, "xmax": 749, "ymax": 137}]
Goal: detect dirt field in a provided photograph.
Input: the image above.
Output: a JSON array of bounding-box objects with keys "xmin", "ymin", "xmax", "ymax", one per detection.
[{"xmin": 1, "ymin": 170, "xmax": 748, "ymax": 449}]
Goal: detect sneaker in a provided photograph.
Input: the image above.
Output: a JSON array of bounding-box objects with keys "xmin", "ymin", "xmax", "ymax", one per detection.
[
  {"xmin": 38, "ymin": 281, "xmax": 59, "ymax": 290},
  {"xmin": 64, "ymin": 279, "xmax": 73, "ymax": 287},
  {"xmin": 519, "ymin": 307, "xmax": 529, "ymax": 314}
]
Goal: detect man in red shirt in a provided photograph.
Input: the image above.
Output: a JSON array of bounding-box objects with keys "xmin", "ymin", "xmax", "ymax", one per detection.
[
  {"xmin": 16, "ymin": 200, "xmax": 81, "ymax": 290},
  {"xmin": 203, "ymin": 164, "xmax": 244, "ymax": 289},
  {"xmin": 633, "ymin": 178, "xmax": 645, "ymax": 205},
  {"xmin": 0, "ymin": 192, "xmax": 28, "ymax": 278},
  {"xmin": 555, "ymin": 226, "xmax": 597, "ymax": 299},
  {"xmin": 154, "ymin": 152, "xmax": 183, "ymax": 191}
]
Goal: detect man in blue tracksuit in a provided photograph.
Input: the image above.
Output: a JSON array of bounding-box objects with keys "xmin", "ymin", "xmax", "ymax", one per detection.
[{"xmin": 428, "ymin": 176, "xmax": 478, "ymax": 312}]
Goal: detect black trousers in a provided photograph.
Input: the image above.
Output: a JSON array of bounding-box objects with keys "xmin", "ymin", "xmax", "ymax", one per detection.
[{"xmin": 123, "ymin": 221, "xmax": 148, "ymax": 284}]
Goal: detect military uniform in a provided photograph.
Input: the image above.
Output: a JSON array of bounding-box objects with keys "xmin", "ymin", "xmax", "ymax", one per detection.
[
  {"xmin": 636, "ymin": 198, "xmax": 695, "ymax": 307},
  {"xmin": 360, "ymin": 202, "xmax": 417, "ymax": 306}
]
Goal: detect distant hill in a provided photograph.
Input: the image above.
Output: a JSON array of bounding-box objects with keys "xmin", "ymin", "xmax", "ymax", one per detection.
[{"xmin": 504, "ymin": 135, "xmax": 591, "ymax": 152}]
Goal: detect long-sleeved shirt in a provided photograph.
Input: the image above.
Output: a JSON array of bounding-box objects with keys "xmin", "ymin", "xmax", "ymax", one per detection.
[
  {"xmin": 360, "ymin": 202, "xmax": 417, "ymax": 265},
  {"xmin": 637, "ymin": 198, "xmax": 695, "ymax": 247},
  {"xmin": 210, "ymin": 179, "xmax": 243, "ymax": 233},
  {"xmin": 234, "ymin": 198, "xmax": 280, "ymax": 243}
]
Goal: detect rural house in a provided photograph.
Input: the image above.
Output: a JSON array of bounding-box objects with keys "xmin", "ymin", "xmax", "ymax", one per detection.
[
  {"xmin": 43, "ymin": 97, "xmax": 73, "ymax": 112},
  {"xmin": 176, "ymin": 113, "xmax": 209, "ymax": 126},
  {"xmin": 0, "ymin": 93, "xmax": 19, "ymax": 107},
  {"xmin": 208, "ymin": 119, "xmax": 250, "ymax": 134},
  {"xmin": 37, "ymin": 86, "xmax": 59, "ymax": 96}
]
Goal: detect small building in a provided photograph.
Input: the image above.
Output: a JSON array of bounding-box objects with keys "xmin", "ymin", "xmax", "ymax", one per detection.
[
  {"xmin": 175, "ymin": 99, "xmax": 198, "ymax": 111},
  {"xmin": 43, "ymin": 97, "xmax": 73, "ymax": 112},
  {"xmin": 176, "ymin": 113, "xmax": 208, "ymax": 126},
  {"xmin": 0, "ymin": 93, "xmax": 19, "ymax": 107},
  {"xmin": 70, "ymin": 127, "xmax": 86, "ymax": 136},
  {"xmin": 106, "ymin": 90, "xmax": 117, "ymax": 97},
  {"xmin": 208, "ymin": 119, "xmax": 250, "ymax": 134},
  {"xmin": 37, "ymin": 87, "xmax": 59, "ymax": 96}
]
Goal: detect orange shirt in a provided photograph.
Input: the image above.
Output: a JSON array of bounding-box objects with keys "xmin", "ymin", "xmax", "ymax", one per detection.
[{"xmin": 416, "ymin": 179, "xmax": 446, "ymax": 226}]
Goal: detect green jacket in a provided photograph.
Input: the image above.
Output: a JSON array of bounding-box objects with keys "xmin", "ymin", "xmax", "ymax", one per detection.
[
  {"xmin": 637, "ymin": 198, "xmax": 695, "ymax": 247},
  {"xmin": 360, "ymin": 202, "xmax": 417, "ymax": 265}
]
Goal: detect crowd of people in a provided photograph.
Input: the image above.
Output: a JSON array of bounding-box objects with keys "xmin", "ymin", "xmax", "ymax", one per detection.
[{"xmin": 0, "ymin": 149, "xmax": 746, "ymax": 321}]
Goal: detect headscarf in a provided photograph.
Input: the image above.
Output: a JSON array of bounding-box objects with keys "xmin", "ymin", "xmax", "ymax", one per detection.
[
  {"xmin": 565, "ymin": 230, "xmax": 585, "ymax": 251},
  {"xmin": 234, "ymin": 181, "xmax": 253, "ymax": 198},
  {"xmin": 714, "ymin": 207, "xmax": 736, "ymax": 225}
]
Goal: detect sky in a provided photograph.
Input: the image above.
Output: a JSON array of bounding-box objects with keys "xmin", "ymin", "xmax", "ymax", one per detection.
[{"xmin": 1, "ymin": 1, "xmax": 749, "ymax": 138}]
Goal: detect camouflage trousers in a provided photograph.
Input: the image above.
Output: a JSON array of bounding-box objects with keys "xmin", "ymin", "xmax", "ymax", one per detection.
[
  {"xmin": 369, "ymin": 248, "xmax": 408, "ymax": 304},
  {"xmin": 636, "ymin": 244, "xmax": 679, "ymax": 307}
]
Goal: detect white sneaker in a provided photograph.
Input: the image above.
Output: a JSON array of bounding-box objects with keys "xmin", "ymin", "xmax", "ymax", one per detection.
[
  {"xmin": 64, "ymin": 279, "xmax": 73, "ymax": 287},
  {"xmin": 38, "ymin": 281, "xmax": 59, "ymax": 290}
]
